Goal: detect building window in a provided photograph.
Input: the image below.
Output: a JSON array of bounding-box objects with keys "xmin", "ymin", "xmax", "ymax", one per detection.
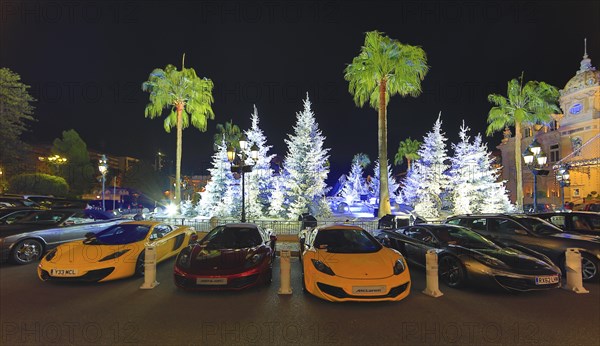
[
  {"xmin": 524, "ymin": 128, "xmax": 532, "ymax": 138},
  {"xmin": 550, "ymin": 144, "xmax": 559, "ymax": 162}
]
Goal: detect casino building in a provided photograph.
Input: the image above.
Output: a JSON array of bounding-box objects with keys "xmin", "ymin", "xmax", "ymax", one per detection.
[{"xmin": 497, "ymin": 42, "xmax": 600, "ymax": 208}]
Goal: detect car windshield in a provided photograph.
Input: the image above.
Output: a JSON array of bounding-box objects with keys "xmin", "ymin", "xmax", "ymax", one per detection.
[
  {"xmin": 313, "ymin": 228, "xmax": 382, "ymax": 253},
  {"xmin": 517, "ymin": 216, "xmax": 563, "ymax": 235},
  {"xmin": 433, "ymin": 226, "xmax": 500, "ymax": 249},
  {"xmin": 12, "ymin": 210, "xmax": 69, "ymax": 225},
  {"xmin": 201, "ymin": 226, "xmax": 263, "ymax": 249},
  {"xmin": 89, "ymin": 224, "xmax": 151, "ymax": 245}
]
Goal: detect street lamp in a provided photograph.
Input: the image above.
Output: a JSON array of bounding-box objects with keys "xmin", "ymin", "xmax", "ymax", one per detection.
[
  {"xmin": 39, "ymin": 154, "xmax": 68, "ymax": 174},
  {"xmin": 556, "ymin": 164, "xmax": 571, "ymax": 210},
  {"xmin": 98, "ymin": 155, "xmax": 108, "ymax": 211},
  {"xmin": 522, "ymin": 139, "xmax": 549, "ymax": 213},
  {"xmin": 227, "ymin": 136, "xmax": 259, "ymax": 223}
]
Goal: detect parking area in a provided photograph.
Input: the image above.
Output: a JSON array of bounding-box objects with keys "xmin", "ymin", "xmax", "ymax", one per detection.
[{"xmin": 1, "ymin": 256, "xmax": 599, "ymax": 345}]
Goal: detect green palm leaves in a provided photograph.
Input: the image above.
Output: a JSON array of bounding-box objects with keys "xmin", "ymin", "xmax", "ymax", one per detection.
[{"xmin": 394, "ymin": 138, "xmax": 421, "ymax": 170}]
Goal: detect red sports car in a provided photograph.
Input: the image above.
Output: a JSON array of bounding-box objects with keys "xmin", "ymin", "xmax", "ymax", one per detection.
[{"xmin": 174, "ymin": 223, "xmax": 276, "ymax": 290}]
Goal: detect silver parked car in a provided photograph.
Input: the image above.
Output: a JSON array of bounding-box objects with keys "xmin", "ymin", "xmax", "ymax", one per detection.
[{"xmin": 0, "ymin": 209, "xmax": 125, "ymax": 264}]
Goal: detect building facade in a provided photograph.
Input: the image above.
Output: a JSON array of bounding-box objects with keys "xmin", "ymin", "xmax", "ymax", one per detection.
[{"xmin": 497, "ymin": 45, "xmax": 600, "ymax": 208}]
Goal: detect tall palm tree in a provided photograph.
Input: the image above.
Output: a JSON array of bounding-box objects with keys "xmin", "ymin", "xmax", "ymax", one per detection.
[
  {"xmin": 486, "ymin": 73, "xmax": 560, "ymax": 211},
  {"xmin": 344, "ymin": 31, "xmax": 428, "ymax": 217},
  {"xmin": 213, "ymin": 120, "xmax": 242, "ymax": 151},
  {"xmin": 142, "ymin": 55, "xmax": 215, "ymax": 204},
  {"xmin": 394, "ymin": 138, "xmax": 421, "ymax": 171}
]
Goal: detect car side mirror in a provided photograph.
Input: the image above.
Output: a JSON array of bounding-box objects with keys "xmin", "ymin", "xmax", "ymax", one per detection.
[
  {"xmin": 270, "ymin": 235, "xmax": 277, "ymax": 242},
  {"xmin": 84, "ymin": 232, "xmax": 96, "ymax": 239},
  {"xmin": 514, "ymin": 229, "xmax": 528, "ymax": 235}
]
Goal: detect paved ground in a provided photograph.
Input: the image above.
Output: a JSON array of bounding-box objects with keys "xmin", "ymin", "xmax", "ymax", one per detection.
[{"xmin": 1, "ymin": 255, "xmax": 599, "ymax": 346}]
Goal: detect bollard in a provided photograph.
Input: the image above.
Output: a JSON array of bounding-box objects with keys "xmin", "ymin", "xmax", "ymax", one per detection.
[
  {"xmin": 140, "ymin": 244, "xmax": 160, "ymax": 289},
  {"xmin": 562, "ymin": 248, "xmax": 589, "ymax": 294},
  {"xmin": 278, "ymin": 250, "xmax": 292, "ymax": 295},
  {"xmin": 422, "ymin": 250, "xmax": 443, "ymax": 298}
]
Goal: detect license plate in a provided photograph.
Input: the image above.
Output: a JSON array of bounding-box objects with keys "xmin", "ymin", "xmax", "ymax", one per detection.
[
  {"xmin": 196, "ymin": 278, "xmax": 227, "ymax": 285},
  {"xmin": 50, "ymin": 269, "xmax": 78, "ymax": 277},
  {"xmin": 352, "ymin": 285, "xmax": 386, "ymax": 295},
  {"xmin": 535, "ymin": 275, "xmax": 559, "ymax": 285}
]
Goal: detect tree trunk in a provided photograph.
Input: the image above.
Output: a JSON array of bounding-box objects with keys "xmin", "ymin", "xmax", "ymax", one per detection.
[
  {"xmin": 514, "ymin": 122, "xmax": 523, "ymax": 211},
  {"xmin": 175, "ymin": 103, "xmax": 183, "ymax": 204},
  {"xmin": 378, "ymin": 79, "xmax": 392, "ymax": 217},
  {"xmin": 407, "ymin": 158, "xmax": 412, "ymax": 171}
]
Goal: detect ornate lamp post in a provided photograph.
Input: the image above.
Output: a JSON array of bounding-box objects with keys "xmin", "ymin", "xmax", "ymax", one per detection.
[
  {"xmin": 556, "ymin": 164, "xmax": 571, "ymax": 210},
  {"xmin": 227, "ymin": 136, "xmax": 259, "ymax": 223},
  {"xmin": 98, "ymin": 155, "xmax": 108, "ymax": 211},
  {"xmin": 522, "ymin": 139, "xmax": 548, "ymax": 213}
]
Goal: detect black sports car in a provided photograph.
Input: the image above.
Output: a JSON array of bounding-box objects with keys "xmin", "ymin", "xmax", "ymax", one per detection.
[{"xmin": 372, "ymin": 224, "xmax": 562, "ymax": 291}]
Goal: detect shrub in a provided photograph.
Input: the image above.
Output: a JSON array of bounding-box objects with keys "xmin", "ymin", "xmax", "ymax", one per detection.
[{"xmin": 8, "ymin": 173, "xmax": 69, "ymax": 196}]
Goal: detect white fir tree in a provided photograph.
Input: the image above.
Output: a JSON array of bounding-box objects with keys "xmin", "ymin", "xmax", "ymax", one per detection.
[
  {"xmin": 282, "ymin": 94, "xmax": 330, "ymax": 218},
  {"xmin": 268, "ymin": 175, "xmax": 286, "ymax": 218},
  {"xmin": 400, "ymin": 113, "xmax": 449, "ymax": 219},
  {"xmin": 447, "ymin": 122, "xmax": 513, "ymax": 214},
  {"xmin": 448, "ymin": 122, "xmax": 480, "ymax": 215},
  {"xmin": 198, "ymin": 138, "xmax": 238, "ymax": 217},
  {"xmin": 369, "ymin": 160, "xmax": 400, "ymax": 206},
  {"xmin": 340, "ymin": 154, "xmax": 370, "ymax": 204},
  {"xmin": 242, "ymin": 105, "xmax": 276, "ymax": 219}
]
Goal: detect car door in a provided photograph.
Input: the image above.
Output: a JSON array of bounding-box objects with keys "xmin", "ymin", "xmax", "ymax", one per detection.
[
  {"xmin": 148, "ymin": 224, "xmax": 171, "ymax": 260},
  {"xmin": 402, "ymin": 227, "xmax": 438, "ymax": 266}
]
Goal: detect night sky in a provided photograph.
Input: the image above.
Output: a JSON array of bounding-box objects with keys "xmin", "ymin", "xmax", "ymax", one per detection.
[{"xmin": 2, "ymin": 1, "xmax": 598, "ymax": 183}]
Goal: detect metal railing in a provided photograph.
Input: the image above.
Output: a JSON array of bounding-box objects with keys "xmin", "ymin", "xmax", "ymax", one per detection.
[{"xmin": 154, "ymin": 217, "xmax": 380, "ymax": 235}]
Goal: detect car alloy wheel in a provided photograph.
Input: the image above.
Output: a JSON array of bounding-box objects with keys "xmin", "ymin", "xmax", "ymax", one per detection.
[
  {"xmin": 439, "ymin": 256, "xmax": 465, "ymax": 288},
  {"xmin": 13, "ymin": 239, "xmax": 43, "ymax": 264},
  {"xmin": 581, "ymin": 254, "xmax": 598, "ymax": 281}
]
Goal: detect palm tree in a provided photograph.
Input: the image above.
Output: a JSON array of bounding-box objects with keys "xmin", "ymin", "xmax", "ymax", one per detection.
[
  {"xmin": 213, "ymin": 120, "xmax": 242, "ymax": 151},
  {"xmin": 486, "ymin": 73, "xmax": 560, "ymax": 211},
  {"xmin": 344, "ymin": 31, "xmax": 428, "ymax": 217},
  {"xmin": 394, "ymin": 138, "xmax": 421, "ymax": 171},
  {"xmin": 142, "ymin": 54, "xmax": 215, "ymax": 204}
]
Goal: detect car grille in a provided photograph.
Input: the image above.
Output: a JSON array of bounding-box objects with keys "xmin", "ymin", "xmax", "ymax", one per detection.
[
  {"xmin": 317, "ymin": 282, "xmax": 409, "ymax": 299},
  {"xmin": 494, "ymin": 275, "xmax": 559, "ymax": 291},
  {"xmin": 174, "ymin": 274, "xmax": 260, "ymax": 289},
  {"xmin": 40, "ymin": 268, "xmax": 115, "ymax": 282}
]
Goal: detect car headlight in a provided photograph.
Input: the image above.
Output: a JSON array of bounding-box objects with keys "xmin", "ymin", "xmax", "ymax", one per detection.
[
  {"xmin": 45, "ymin": 249, "xmax": 58, "ymax": 262},
  {"xmin": 177, "ymin": 248, "xmax": 192, "ymax": 268},
  {"xmin": 244, "ymin": 253, "xmax": 265, "ymax": 268},
  {"xmin": 473, "ymin": 254, "xmax": 508, "ymax": 269},
  {"xmin": 393, "ymin": 258, "xmax": 406, "ymax": 275},
  {"xmin": 311, "ymin": 259, "xmax": 335, "ymax": 276},
  {"xmin": 99, "ymin": 249, "xmax": 130, "ymax": 262}
]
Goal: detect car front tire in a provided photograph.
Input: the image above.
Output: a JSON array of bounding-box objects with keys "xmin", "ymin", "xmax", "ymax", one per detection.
[
  {"xmin": 11, "ymin": 239, "xmax": 44, "ymax": 265},
  {"xmin": 439, "ymin": 256, "xmax": 466, "ymax": 288}
]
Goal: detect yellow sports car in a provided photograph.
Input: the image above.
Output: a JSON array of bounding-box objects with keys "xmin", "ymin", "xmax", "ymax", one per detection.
[
  {"xmin": 300, "ymin": 224, "xmax": 411, "ymax": 302},
  {"xmin": 38, "ymin": 221, "xmax": 196, "ymax": 282}
]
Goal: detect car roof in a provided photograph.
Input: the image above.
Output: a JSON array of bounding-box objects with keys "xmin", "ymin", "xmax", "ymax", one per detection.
[
  {"xmin": 220, "ymin": 223, "xmax": 260, "ymax": 229},
  {"xmin": 316, "ymin": 223, "xmax": 366, "ymax": 231}
]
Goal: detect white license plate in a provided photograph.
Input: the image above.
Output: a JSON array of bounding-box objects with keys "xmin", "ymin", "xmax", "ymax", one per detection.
[
  {"xmin": 535, "ymin": 275, "xmax": 559, "ymax": 285},
  {"xmin": 352, "ymin": 286, "xmax": 386, "ymax": 295},
  {"xmin": 196, "ymin": 278, "xmax": 227, "ymax": 285},
  {"xmin": 50, "ymin": 269, "xmax": 79, "ymax": 277}
]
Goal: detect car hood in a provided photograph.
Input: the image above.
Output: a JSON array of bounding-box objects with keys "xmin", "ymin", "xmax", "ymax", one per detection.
[
  {"xmin": 448, "ymin": 245, "xmax": 555, "ymax": 271},
  {"xmin": 546, "ymin": 232, "xmax": 600, "ymax": 243},
  {"xmin": 316, "ymin": 248, "xmax": 396, "ymax": 279},
  {"xmin": 188, "ymin": 245, "xmax": 267, "ymax": 271},
  {"xmin": 44, "ymin": 241, "xmax": 140, "ymax": 265}
]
